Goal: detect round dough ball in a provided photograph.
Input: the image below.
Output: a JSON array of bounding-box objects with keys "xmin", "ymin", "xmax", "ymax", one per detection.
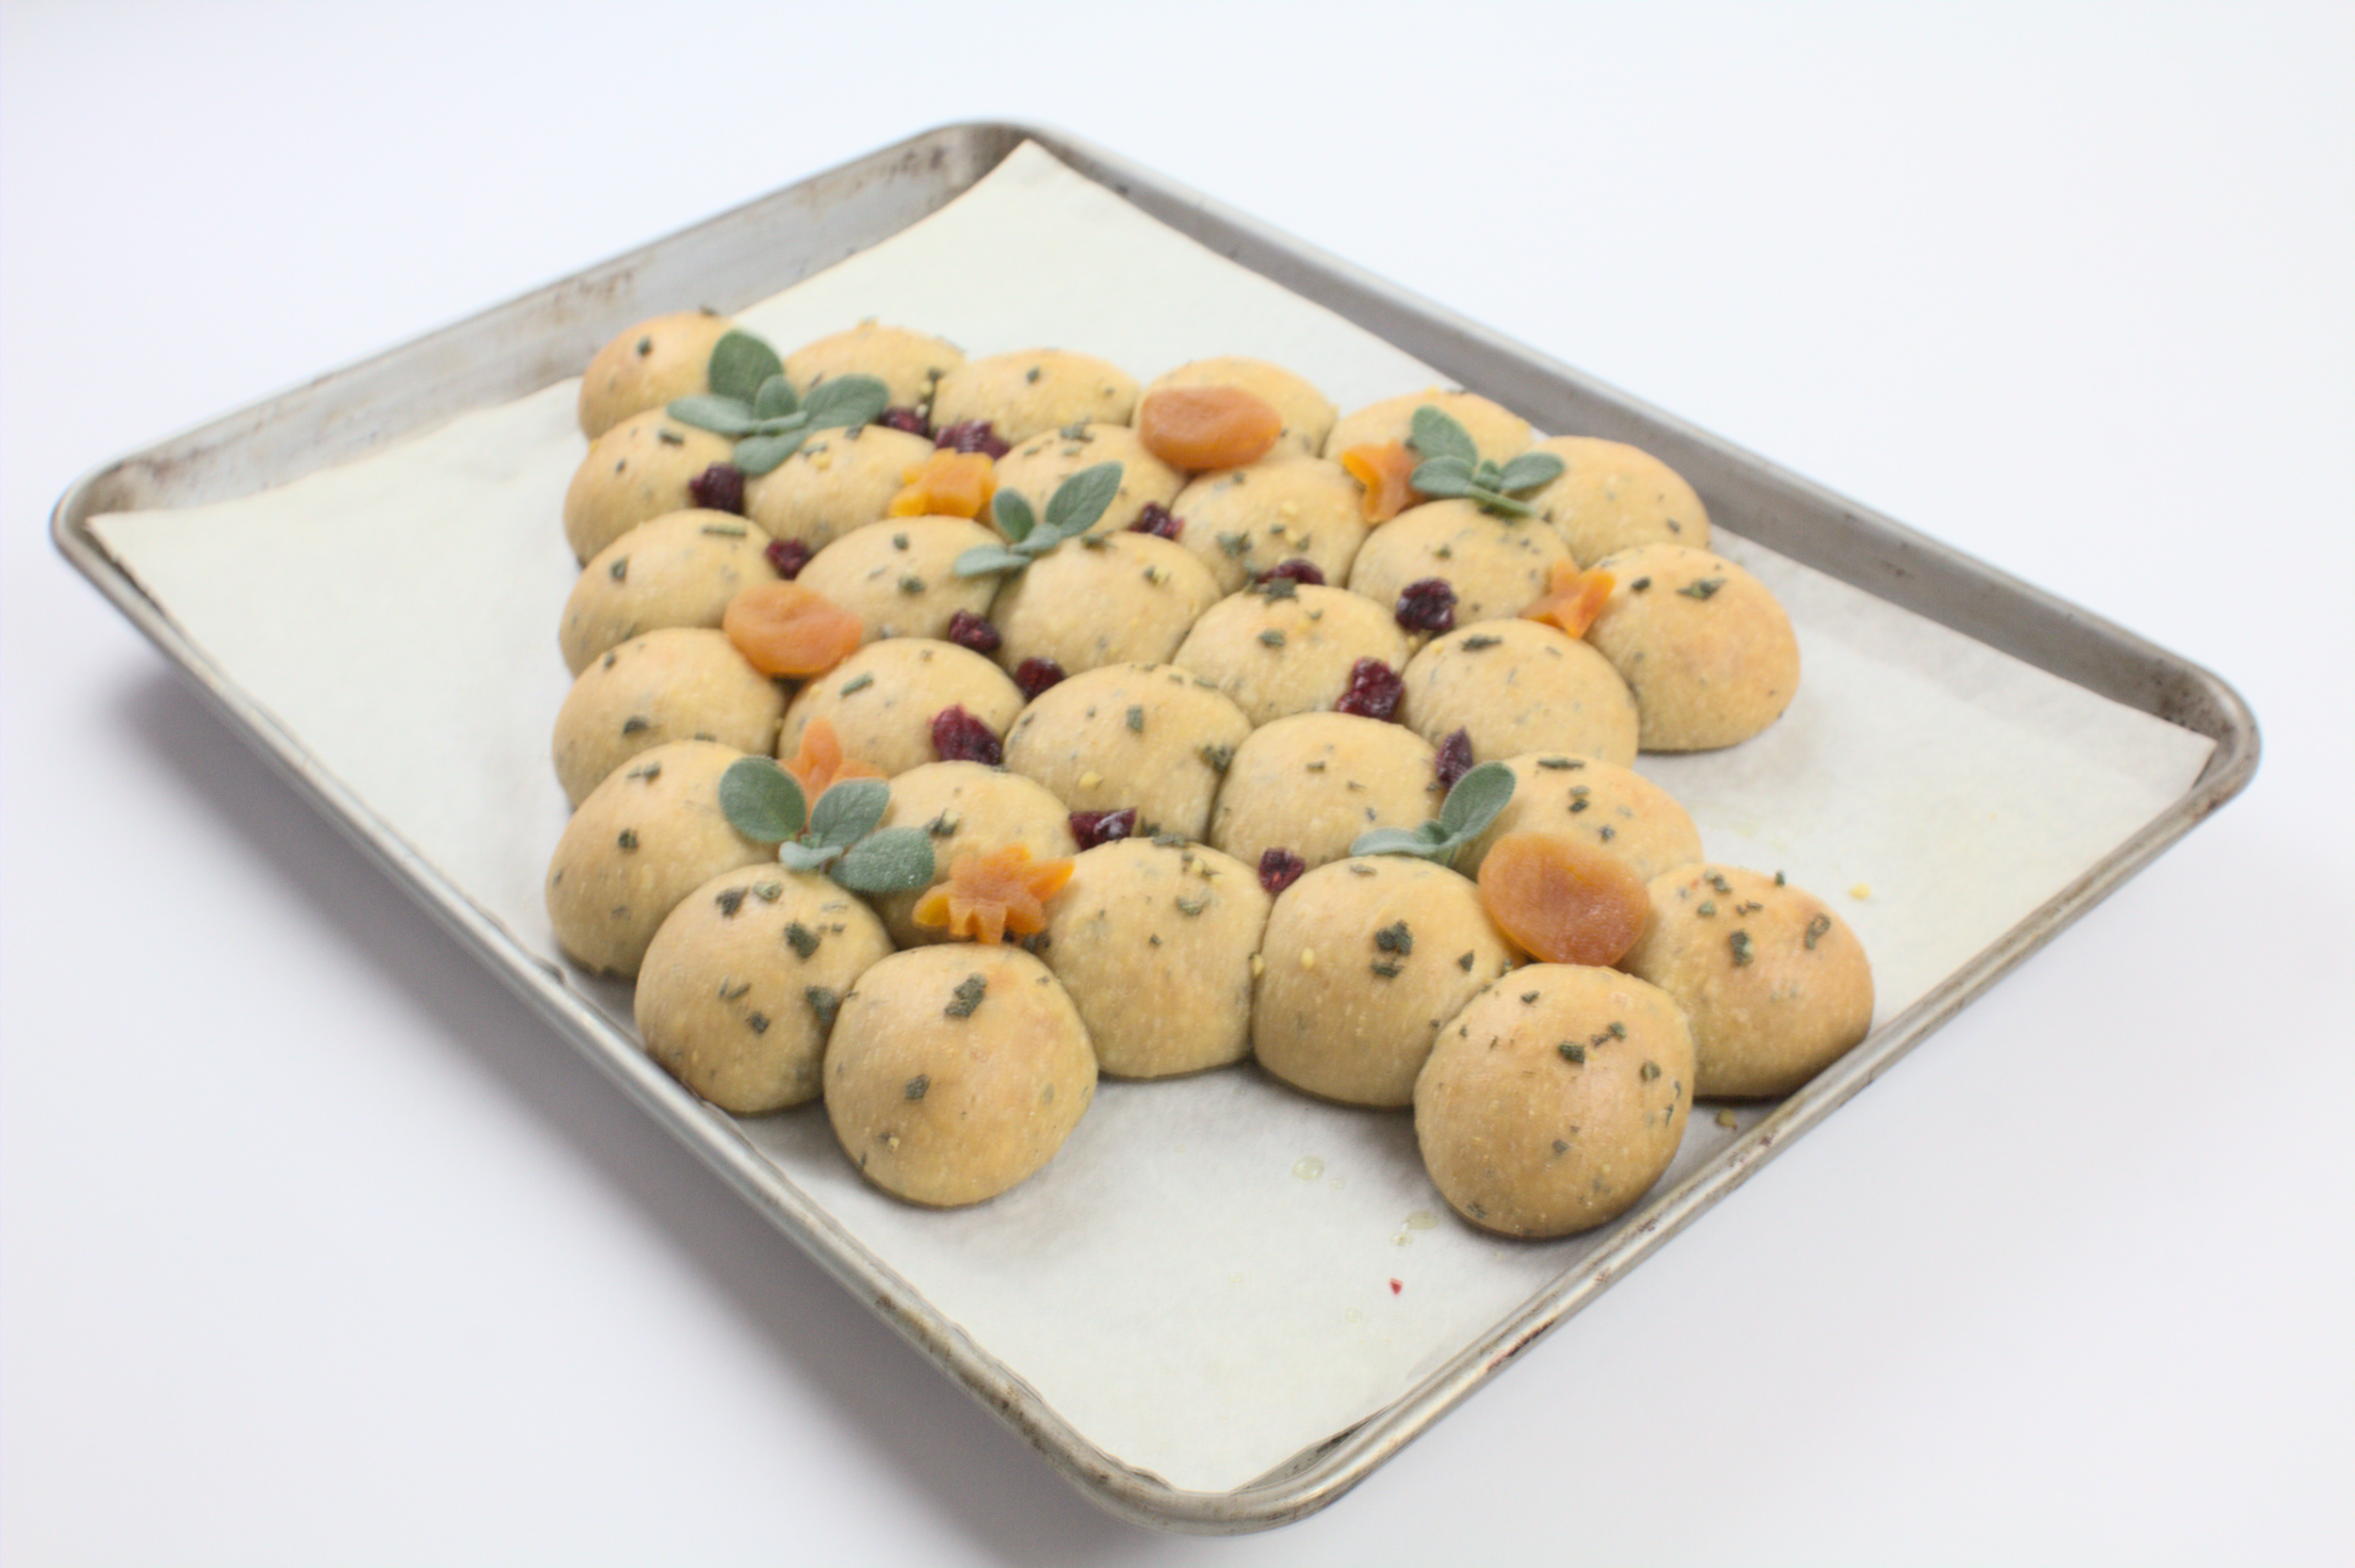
[
  {"xmin": 560, "ymin": 509, "xmax": 778, "ymax": 675},
  {"xmin": 1346, "ymin": 499, "xmax": 1572, "ymax": 634},
  {"xmin": 1525, "ymin": 436, "xmax": 1711, "ymax": 564},
  {"xmin": 782, "ymin": 321, "xmax": 965, "ymax": 416},
  {"xmin": 740, "ymin": 424, "xmax": 936, "ymax": 553},
  {"xmin": 794, "ymin": 516, "xmax": 999, "ymax": 642},
  {"xmin": 1617, "ymin": 865, "xmax": 1873, "ymax": 1099},
  {"xmin": 1144, "ymin": 357, "xmax": 1336, "ymax": 459},
  {"xmin": 1253, "ymin": 856, "xmax": 1517, "ymax": 1107},
  {"xmin": 1208, "ymin": 712, "xmax": 1439, "ymax": 875},
  {"xmin": 553, "ymin": 627, "xmax": 785, "ymax": 807},
  {"xmin": 1169, "ymin": 455, "xmax": 1370, "ymax": 595},
  {"xmin": 1001, "ymin": 662, "xmax": 1253, "ymax": 842},
  {"xmin": 928, "ymin": 349, "xmax": 1139, "ymax": 446},
  {"xmin": 1170, "ymin": 582, "xmax": 1410, "ymax": 726},
  {"xmin": 987, "ymin": 533, "xmax": 1220, "ymax": 678},
  {"xmin": 1042, "ymin": 839, "xmax": 1270, "ymax": 1077},
  {"xmin": 779, "ymin": 639, "xmax": 1023, "ymax": 780},
  {"xmin": 1456, "ymin": 753, "xmax": 1702, "ymax": 883},
  {"xmin": 1397, "ymin": 619, "xmax": 1639, "ymax": 768},
  {"xmin": 991, "ymin": 423, "xmax": 1181, "ymax": 536},
  {"xmin": 544, "ymin": 739, "xmax": 774, "ymax": 978},
  {"xmin": 563, "ymin": 409, "xmax": 736, "ymax": 564},
  {"xmin": 823, "ymin": 945, "xmax": 1097, "ymax": 1207},
  {"xmin": 1584, "ymin": 545, "xmax": 1800, "ymax": 752},
  {"xmin": 868, "ymin": 762, "xmax": 1081, "ymax": 946},
  {"xmin": 577, "ymin": 310, "xmax": 733, "ymax": 441},
  {"xmin": 1415, "ymin": 964, "xmax": 1696, "ymax": 1237},
  {"xmin": 633, "ymin": 865, "xmax": 892, "ymax": 1113},
  {"xmin": 1324, "ymin": 389, "xmax": 1531, "ymax": 467}
]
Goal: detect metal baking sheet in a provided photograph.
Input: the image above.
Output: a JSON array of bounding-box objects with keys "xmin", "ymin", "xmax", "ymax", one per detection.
[{"xmin": 51, "ymin": 122, "xmax": 2255, "ymax": 1532}]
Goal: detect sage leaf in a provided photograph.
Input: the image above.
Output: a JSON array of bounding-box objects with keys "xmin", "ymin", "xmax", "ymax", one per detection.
[
  {"xmin": 953, "ymin": 544, "xmax": 1031, "ymax": 578},
  {"xmin": 831, "ymin": 827, "xmax": 937, "ymax": 894},
  {"xmin": 719, "ymin": 756, "xmax": 806, "ymax": 844},
  {"xmin": 666, "ymin": 395, "xmax": 759, "ymax": 437},
  {"xmin": 732, "ymin": 428, "xmax": 808, "ymax": 477},
  {"xmin": 802, "ymin": 374, "xmax": 890, "ymax": 430},
  {"xmin": 1437, "ymin": 760, "xmax": 1515, "ymax": 839},
  {"xmin": 752, "ymin": 412, "xmax": 810, "ymax": 437},
  {"xmin": 1349, "ymin": 826, "xmax": 1443, "ymax": 860},
  {"xmin": 807, "ymin": 778, "xmax": 889, "ymax": 849},
  {"xmin": 752, "ymin": 374, "xmax": 799, "ymax": 422},
  {"xmin": 1409, "ymin": 455, "xmax": 1476, "ymax": 498},
  {"xmin": 993, "ymin": 490, "xmax": 1038, "ymax": 543},
  {"xmin": 708, "ymin": 330, "xmax": 784, "ymax": 404},
  {"xmin": 1044, "ymin": 462, "xmax": 1124, "ymax": 539},
  {"xmin": 1468, "ymin": 488, "xmax": 1536, "ymax": 520},
  {"xmin": 1493, "ymin": 451, "xmax": 1566, "ymax": 493},
  {"xmin": 1409, "ymin": 405, "xmax": 1479, "ymax": 466},
  {"xmin": 776, "ymin": 840, "xmax": 844, "ymax": 872}
]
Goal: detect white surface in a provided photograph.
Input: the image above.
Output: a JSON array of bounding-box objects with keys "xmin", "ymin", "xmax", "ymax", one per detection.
[{"xmin": 3, "ymin": 1, "xmax": 2348, "ymax": 1561}]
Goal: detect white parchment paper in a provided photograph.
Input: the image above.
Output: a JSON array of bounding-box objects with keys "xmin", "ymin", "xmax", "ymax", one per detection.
[{"xmin": 90, "ymin": 143, "xmax": 2215, "ymax": 1494}]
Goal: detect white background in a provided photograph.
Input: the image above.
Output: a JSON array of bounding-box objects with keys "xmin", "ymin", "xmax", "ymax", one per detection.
[{"xmin": 3, "ymin": 3, "xmax": 2347, "ymax": 1563}]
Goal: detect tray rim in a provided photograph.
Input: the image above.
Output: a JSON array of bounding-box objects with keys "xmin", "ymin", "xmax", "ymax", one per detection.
[{"xmin": 49, "ymin": 119, "xmax": 2261, "ymax": 1534}]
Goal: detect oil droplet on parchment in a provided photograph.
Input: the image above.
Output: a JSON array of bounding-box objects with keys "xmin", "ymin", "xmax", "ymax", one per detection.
[{"xmin": 1292, "ymin": 1156, "xmax": 1325, "ymax": 1181}]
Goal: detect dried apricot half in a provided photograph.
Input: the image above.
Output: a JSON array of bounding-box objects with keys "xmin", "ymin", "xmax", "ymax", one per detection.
[
  {"xmin": 1340, "ymin": 441, "xmax": 1420, "ymax": 523},
  {"xmin": 886, "ymin": 450, "xmax": 996, "ymax": 520},
  {"xmin": 1136, "ymin": 385, "xmax": 1283, "ymax": 471},
  {"xmin": 722, "ymin": 580, "xmax": 864, "ymax": 678},
  {"xmin": 1523, "ymin": 560, "xmax": 1616, "ymax": 638},
  {"xmin": 1476, "ymin": 830, "xmax": 1651, "ymax": 967},
  {"xmin": 911, "ymin": 843, "xmax": 1076, "ymax": 945}
]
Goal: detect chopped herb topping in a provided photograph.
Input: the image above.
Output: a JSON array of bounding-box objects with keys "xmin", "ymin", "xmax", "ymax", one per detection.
[
  {"xmin": 1216, "ymin": 531, "xmax": 1249, "ymax": 558},
  {"xmin": 1730, "ymin": 929, "xmax": 1756, "ymax": 966},
  {"xmin": 1678, "ymin": 577, "xmax": 1726, "ymax": 600},
  {"xmin": 903, "ymin": 1074, "xmax": 930, "ymax": 1100},
  {"xmin": 1458, "ymin": 950, "xmax": 1475, "ymax": 971},
  {"xmin": 616, "ymin": 829, "xmax": 640, "ymax": 851},
  {"xmin": 621, "ymin": 716, "xmax": 651, "ymax": 735},
  {"xmin": 745, "ymin": 1011, "xmax": 770, "ymax": 1034},
  {"xmin": 1175, "ymin": 893, "xmax": 1209, "ymax": 917},
  {"xmin": 1126, "ymin": 704, "xmax": 1145, "ymax": 733},
  {"xmin": 838, "ymin": 672, "xmax": 875, "ymax": 696},
  {"xmin": 1805, "ymin": 913, "xmax": 1832, "ymax": 949},
  {"xmin": 1370, "ymin": 959, "xmax": 1403, "ymax": 979},
  {"xmin": 897, "ymin": 574, "xmax": 926, "ymax": 594},
  {"xmin": 945, "ymin": 973, "xmax": 987, "ymax": 1017},
  {"xmin": 1459, "ymin": 634, "xmax": 1502, "ymax": 651},
  {"xmin": 804, "ymin": 986, "xmax": 842, "ymax": 1029},
  {"xmin": 1258, "ymin": 628, "xmax": 1287, "ymax": 647},
  {"xmin": 1641, "ymin": 1059, "xmax": 1662, "ymax": 1081},
  {"xmin": 1373, "ymin": 920, "xmax": 1414, "ymax": 955},
  {"xmin": 1196, "ymin": 742, "xmax": 1233, "ymax": 772},
  {"xmin": 608, "ymin": 557, "xmax": 628, "ymax": 581},
  {"xmin": 1558, "ymin": 1042, "xmax": 1586, "ymax": 1064},
  {"xmin": 715, "ymin": 887, "xmax": 747, "ymax": 917},
  {"xmin": 785, "ymin": 922, "xmax": 820, "ymax": 958}
]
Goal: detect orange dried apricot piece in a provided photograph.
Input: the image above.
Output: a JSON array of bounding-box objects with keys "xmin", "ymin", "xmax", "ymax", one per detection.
[
  {"xmin": 1476, "ymin": 830, "xmax": 1651, "ymax": 967},
  {"xmin": 1522, "ymin": 560, "xmax": 1616, "ymax": 638},
  {"xmin": 886, "ymin": 450, "xmax": 997, "ymax": 519},
  {"xmin": 1136, "ymin": 385, "xmax": 1283, "ymax": 471},
  {"xmin": 722, "ymin": 580, "xmax": 864, "ymax": 677},
  {"xmin": 782, "ymin": 716, "xmax": 885, "ymax": 799},
  {"xmin": 1340, "ymin": 441, "xmax": 1421, "ymax": 523},
  {"xmin": 911, "ymin": 843, "xmax": 1076, "ymax": 945}
]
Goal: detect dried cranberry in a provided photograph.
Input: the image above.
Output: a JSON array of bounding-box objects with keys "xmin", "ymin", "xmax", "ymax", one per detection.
[
  {"xmin": 878, "ymin": 406, "xmax": 929, "ymax": 436},
  {"xmin": 934, "ymin": 420, "xmax": 1010, "ymax": 459},
  {"xmin": 931, "ymin": 705, "xmax": 1002, "ymax": 766},
  {"xmin": 1258, "ymin": 558, "xmax": 1324, "ymax": 587},
  {"xmin": 945, "ymin": 609, "xmax": 1001, "ymax": 655},
  {"xmin": 1259, "ymin": 848, "xmax": 1307, "ymax": 896},
  {"xmin": 1129, "ymin": 502, "xmax": 1184, "ymax": 541},
  {"xmin": 1013, "ymin": 656, "xmax": 1066, "ymax": 701},
  {"xmin": 1394, "ymin": 577, "xmax": 1456, "ymax": 634},
  {"xmin": 764, "ymin": 538, "xmax": 812, "ymax": 580},
  {"xmin": 1436, "ymin": 728, "xmax": 1475, "ymax": 792},
  {"xmin": 1069, "ymin": 808, "xmax": 1138, "ymax": 849},
  {"xmin": 690, "ymin": 461, "xmax": 746, "ymax": 515},
  {"xmin": 1332, "ymin": 657, "xmax": 1405, "ymax": 722}
]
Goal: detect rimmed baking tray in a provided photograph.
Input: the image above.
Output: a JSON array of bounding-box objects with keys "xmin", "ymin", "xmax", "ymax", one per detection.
[{"xmin": 52, "ymin": 121, "xmax": 2257, "ymax": 1532}]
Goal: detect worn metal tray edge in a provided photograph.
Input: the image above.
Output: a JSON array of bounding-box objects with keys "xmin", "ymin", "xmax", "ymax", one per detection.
[{"xmin": 49, "ymin": 121, "xmax": 2260, "ymax": 1534}]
